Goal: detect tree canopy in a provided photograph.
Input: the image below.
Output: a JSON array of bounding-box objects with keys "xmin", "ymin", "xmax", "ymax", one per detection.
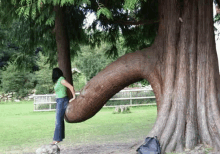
[
  {"xmin": 0, "ymin": 0, "xmax": 160, "ymax": 66},
  {"xmin": 1, "ymin": 0, "xmax": 219, "ymax": 74}
]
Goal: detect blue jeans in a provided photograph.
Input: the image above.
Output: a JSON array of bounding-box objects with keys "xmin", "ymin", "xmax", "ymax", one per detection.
[{"xmin": 53, "ymin": 96, "xmax": 68, "ymax": 141}]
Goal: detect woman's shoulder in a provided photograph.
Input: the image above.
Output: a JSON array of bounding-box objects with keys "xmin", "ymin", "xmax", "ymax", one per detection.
[
  {"xmin": 58, "ymin": 76, "xmax": 65, "ymax": 82},
  {"xmin": 59, "ymin": 76, "xmax": 65, "ymax": 80}
]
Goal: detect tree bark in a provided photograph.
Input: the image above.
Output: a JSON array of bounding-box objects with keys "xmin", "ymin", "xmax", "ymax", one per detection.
[
  {"xmin": 54, "ymin": 6, "xmax": 74, "ymax": 98},
  {"xmin": 65, "ymin": 49, "xmax": 159, "ymax": 122},
  {"xmin": 216, "ymin": 5, "xmax": 220, "ymax": 14},
  {"xmin": 66, "ymin": 0, "xmax": 220, "ymax": 153}
]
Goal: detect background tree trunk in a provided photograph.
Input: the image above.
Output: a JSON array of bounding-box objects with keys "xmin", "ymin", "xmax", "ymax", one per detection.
[
  {"xmin": 54, "ymin": 6, "xmax": 74, "ymax": 98},
  {"xmin": 66, "ymin": 0, "xmax": 220, "ymax": 153},
  {"xmin": 216, "ymin": 5, "xmax": 220, "ymax": 14},
  {"xmin": 215, "ymin": 0, "xmax": 220, "ymax": 14}
]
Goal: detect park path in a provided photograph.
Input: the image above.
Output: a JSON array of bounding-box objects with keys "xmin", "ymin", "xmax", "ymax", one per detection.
[
  {"xmin": 6, "ymin": 137, "xmax": 220, "ymax": 154},
  {"xmin": 6, "ymin": 142, "xmax": 220, "ymax": 154},
  {"xmin": 59, "ymin": 141, "xmax": 142, "ymax": 154},
  {"xmin": 59, "ymin": 141, "xmax": 220, "ymax": 154},
  {"xmin": 7, "ymin": 140, "xmax": 142, "ymax": 154}
]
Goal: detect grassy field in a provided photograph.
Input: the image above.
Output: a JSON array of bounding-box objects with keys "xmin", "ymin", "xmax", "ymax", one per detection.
[{"xmin": 0, "ymin": 101, "xmax": 157, "ymax": 153}]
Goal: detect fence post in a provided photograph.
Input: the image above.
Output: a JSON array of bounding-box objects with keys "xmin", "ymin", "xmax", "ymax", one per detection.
[
  {"xmin": 49, "ymin": 96, "xmax": 51, "ymax": 111},
  {"xmin": 130, "ymin": 91, "xmax": 132, "ymax": 106},
  {"xmin": 34, "ymin": 94, "xmax": 35, "ymax": 111}
]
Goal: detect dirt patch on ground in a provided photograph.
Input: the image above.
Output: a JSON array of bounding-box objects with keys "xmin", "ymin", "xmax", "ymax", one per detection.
[
  {"xmin": 6, "ymin": 140, "xmax": 220, "ymax": 154},
  {"xmin": 10, "ymin": 140, "xmax": 143, "ymax": 154},
  {"xmin": 6, "ymin": 143, "xmax": 220, "ymax": 154},
  {"xmin": 59, "ymin": 141, "xmax": 142, "ymax": 154},
  {"xmin": 57, "ymin": 142, "xmax": 220, "ymax": 154}
]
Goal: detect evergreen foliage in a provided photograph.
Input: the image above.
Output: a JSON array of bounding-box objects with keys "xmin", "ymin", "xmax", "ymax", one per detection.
[
  {"xmin": 0, "ymin": 22, "xmax": 15, "ymax": 69},
  {"xmin": 0, "ymin": 17, "xmax": 46, "ymax": 71},
  {"xmin": 1, "ymin": 62, "xmax": 35, "ymax": 98},
  {"xmin": 123, "ymin": 0, "xmax": 141, "ymax": 10},
  {"xmin": 72, "ymin": 72, "xmax": 86, "ymax": 91},
  {"xmin": 35, "ymin": 52, "xmax": 55, "ymax": 94},
  {"xmin": 1, "ymin": 0, "xmax": 159, "ymax": 65},
  {"xmin": 1, "ymin": 0, "xmax": 90, "ymax": 69},
  {"xmin": 86, "ymin": 0, "xmax": 159, "ymax": 54},
  {"xmin": 215, "ymin": 14, "xmax": 220, "ymax": 22},
  {"xmin": 75, "ymin": 44, "xmax": 114, "ymax": 81},
  {"xmin": 0, "ymin": 20, "xmax": 44, "ymax": 73},
  {"xmin": 97, "ymin": 6, "xmax": 113, "ymax": 20},
  {"xmin": 73, "ymin": 42, "xmax": 149, "ymax": 88},
  {"xmin": 2, "ymin": 0, "xmax": 217, "ymax": 66}
]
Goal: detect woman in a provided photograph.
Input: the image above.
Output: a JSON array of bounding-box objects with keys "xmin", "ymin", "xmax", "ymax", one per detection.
[{"xmin": 52, "ymin": 68, "xmax": 75, "ymax": 145}]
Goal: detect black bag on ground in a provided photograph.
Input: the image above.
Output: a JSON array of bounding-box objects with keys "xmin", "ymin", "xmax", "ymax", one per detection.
[{"xmin": 136, "ymin": 136, "xmax": 161, "ymax": 154}]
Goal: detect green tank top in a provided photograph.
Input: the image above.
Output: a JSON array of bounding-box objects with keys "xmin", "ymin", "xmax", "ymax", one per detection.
[{"xmin": 54, "ymin": 76, "xmax": 67, "ymax": 98}]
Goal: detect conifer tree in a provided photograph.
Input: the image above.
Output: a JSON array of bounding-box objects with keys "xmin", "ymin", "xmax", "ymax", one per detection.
[
  {"xmin": 1, "ymin": 0, "xmax": 88, "ymax": 98},
  {"xmin": 65, "ymin": 0, "xmax": 220, "ymax": 153},
  {"xmin": 2, "ymin": 1, "xmax": 220, "ymax": 153}
]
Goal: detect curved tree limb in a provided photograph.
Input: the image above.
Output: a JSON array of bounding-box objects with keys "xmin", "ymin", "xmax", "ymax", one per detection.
[{"xmin": 65, "ymin": 48, "xmax": 159, "ymax": 123}]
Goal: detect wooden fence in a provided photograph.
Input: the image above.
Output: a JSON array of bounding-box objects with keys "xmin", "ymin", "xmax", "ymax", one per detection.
[{"xmin": 33, "ymin": 87, "xmax": 156, "ymax": 111}]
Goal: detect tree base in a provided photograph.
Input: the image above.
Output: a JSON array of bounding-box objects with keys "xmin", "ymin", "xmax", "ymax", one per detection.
[{"xmin": 165, "ymin": 144, "xmax": 219, "ymax": 154}]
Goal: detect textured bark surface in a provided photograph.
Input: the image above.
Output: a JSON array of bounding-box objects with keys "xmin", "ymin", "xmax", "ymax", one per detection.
[
  {"xmin": 65, "ymin": 49, "xmax": 158, "ymax": 122},
  {"xmin": 54, "ymin": 6, "xmax": 73, "ymax": 98},
  {"xmin": 66, "ymin": 0, "xmax": 220, "ymax": 153}
]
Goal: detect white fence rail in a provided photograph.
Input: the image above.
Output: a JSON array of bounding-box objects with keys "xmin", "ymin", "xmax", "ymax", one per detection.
[{"xmin": 33, "ymin": 87, "xmax": 156, "ymax": 111}]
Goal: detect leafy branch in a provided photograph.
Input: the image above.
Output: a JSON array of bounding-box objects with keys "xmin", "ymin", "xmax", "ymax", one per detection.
[{"xmin": 96, "ymin": 2, "xmax": 113, "ymax": 20}]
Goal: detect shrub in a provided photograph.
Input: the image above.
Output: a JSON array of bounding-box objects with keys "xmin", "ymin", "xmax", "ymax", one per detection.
[
  {"xmin": 1, "ymin": 62, "xmax": 35, "ymax": 98},
  {"xmin": 72, "ymin": 72, "xmax": 86, "ymax": 91},
  {"xmin": 35, "ymin": 53, "xmax": 54, "ymax": 94}
]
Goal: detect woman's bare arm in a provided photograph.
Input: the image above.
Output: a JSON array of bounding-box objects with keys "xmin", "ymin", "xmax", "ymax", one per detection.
[{"xmin": 61, "ymin": 79, "xmax": 76, "ymax": 101}]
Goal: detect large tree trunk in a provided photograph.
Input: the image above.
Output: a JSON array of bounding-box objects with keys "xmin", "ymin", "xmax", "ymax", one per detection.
[
  {"xmin": 147, "ymin": 0, "xmax": 220, "ymax": 153},
  {"xmin": 66, "ymin": 0, "xmax": 220, "ymax": 153},
  {"xmin": 54, "ymin": 6, "xmax": 74, "ymax": 98}
]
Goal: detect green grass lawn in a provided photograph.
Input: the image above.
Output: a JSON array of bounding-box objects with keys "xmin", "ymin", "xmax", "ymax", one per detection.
[{"xmin": 0, "ymin": 101, "xmax": 157, "ymax": 153}]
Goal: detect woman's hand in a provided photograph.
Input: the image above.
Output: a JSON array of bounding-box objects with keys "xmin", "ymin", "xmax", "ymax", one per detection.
[
  {"xmin": 69, "ymin": 95, "xmax": 75, "ymax": 102},
  {"xmin": 60, "ymin": 79, "xmax": 76, "ymax": 103}
]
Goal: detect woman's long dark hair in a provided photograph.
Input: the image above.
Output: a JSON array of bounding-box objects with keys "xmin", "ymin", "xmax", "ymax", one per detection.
[{"xmin": 52, "ymin": 68, "xmax": 64, "ymax": 83}]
